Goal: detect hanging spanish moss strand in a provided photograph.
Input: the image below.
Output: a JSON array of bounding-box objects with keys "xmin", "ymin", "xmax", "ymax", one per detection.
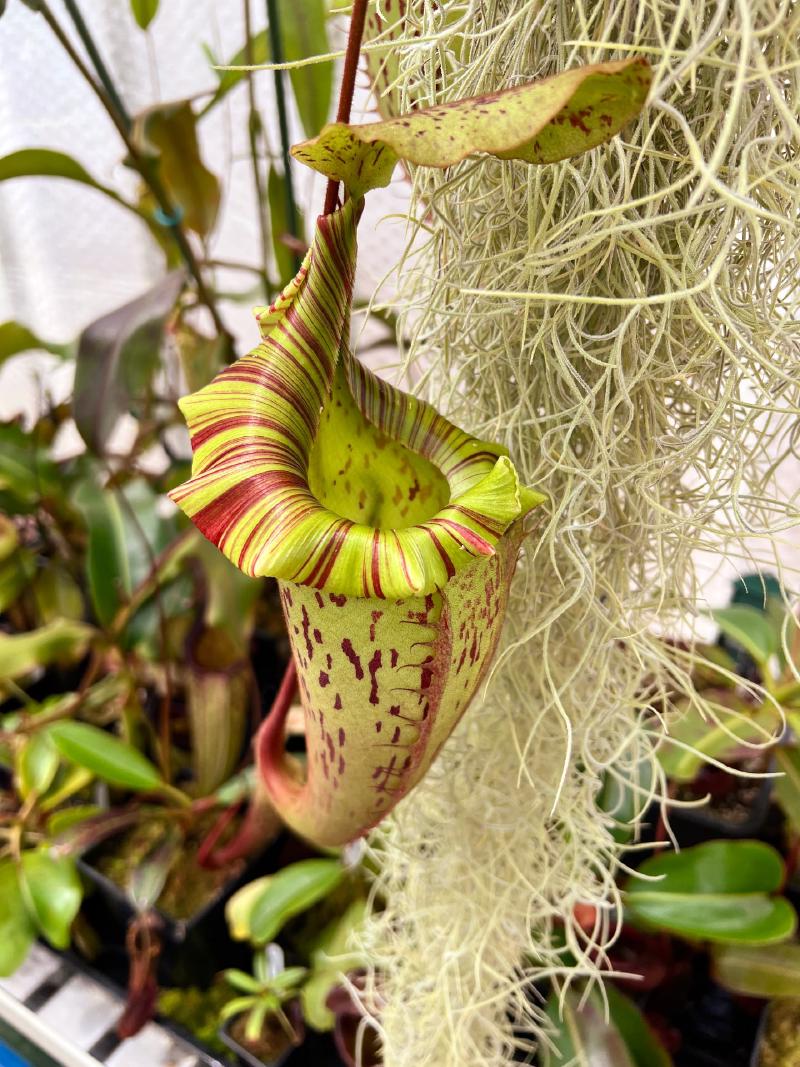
[{"xmin": 354, "ymin": 1, "xmax": 800, "ymax": 1065}]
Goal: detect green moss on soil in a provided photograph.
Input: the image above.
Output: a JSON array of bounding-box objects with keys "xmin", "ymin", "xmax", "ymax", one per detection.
[{"xmin": 92, "ymin": 813, "xmax": 244, "ymax": 920}]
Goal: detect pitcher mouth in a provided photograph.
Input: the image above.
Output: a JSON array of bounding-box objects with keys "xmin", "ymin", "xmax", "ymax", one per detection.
[{"xmin": 169, "ymin": 198, "xmax": 545, "ymax": 600}]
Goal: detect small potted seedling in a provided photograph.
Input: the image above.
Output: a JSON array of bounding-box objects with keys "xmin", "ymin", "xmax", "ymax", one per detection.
[{"xmin": 220, "ymin": 945, "xmax": 306, "ymax": 1067}]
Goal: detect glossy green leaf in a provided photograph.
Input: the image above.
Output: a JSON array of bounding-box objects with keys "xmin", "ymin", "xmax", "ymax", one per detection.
[
  {"xmin": 73, "ymin": 271, "xmax": 184, "ymax": 454},
  {"xmin": 74, "ymin": 479, "xmax": 130, "ymax": 626},
  {"xmin": 775, "ymin": 746, "xmax": 800, "ymax": 832},
  {"xmin": 20, "ymin": 852, "xmax": 82, "ymax": 950},
  {"xmin": 231, "ymin": 859, "xmax": 344, "ymax": 945},
  {"xmin": 48, "ymin": 720, "xmax": 164, "ymax": 792},
  {"xmin": 201, "ymin": 32, "xmax": 269, "ymax": 115},
  {"xmin": 39, "ymin": 764, "xmax": 94, "ymax": 813},
  {"xmin": 712, "ymin": 942, "xmax": 800, "ymax": 998},
  {"xmin": 46, "ymin": 804, "xmax": 102, "ymax": 837},
  {"xmin": 709, "ymin": 605, "xmax": 780, "ymax": 669},
  {"xmin": 301, "ymin": 899, "xmax": 367, "ymax": 1031},
  {"xmin": 133, "ymin": 102, "xmax": 220, "ymax": 236},
  {"xmin": 16, "ymin": 730, "xmax": 60, "ymax": 799},
  {"xmin": 0, "ymin": 619, "xmax": 93, "ymax": 683},
  {"xmin": 292, "ymin": 57, "xmax": 652, "ymax": 196},
  {"xmin": 0, "ymin": 548, "xmax": 35, "ymax": 614},
  {"xmin": 32, "ymin": 565, "xmax": 85, "ymax": 624},
  {"xmin": 0, "ymin": 321, "xmax": 69, "ymax": 365},
  {"xmin": 626, "ymin": 841, "xmax": 796, "ymax": 945},
  {"xmin": 224, "ymin": 968, "xmax": 263, "ymax": 994},
  {"xmin": 130, "ymin": 0, "xmax": 159, "ymax": 29},
  {"xmin": 0, "ymin": 149, "xmax": 139, "ymax": 216},
  {"xmin": 268, "ymin": 166, "xmax": 305, "ymax": 286},
  {"xmin": 606, "ymin": 985, "xmax": 673, "ymax": 1067},
  {"xmin": 0, "ymin": 860, "xmax": 36, "ymax": 976},
  {"xmin": 276, "ymin": 0, "xmax": 333, "ymax": 138},
  {"xmin": 542, "ymin": 987, "xmax": 636, "ymax": 1067},
  {"xmin": 0, "ymin": 421, "xmax": 61, "ymax": 511},
  {"xmin": 658, "ymin": 699, "xmax": 779, "ymax": 783}
]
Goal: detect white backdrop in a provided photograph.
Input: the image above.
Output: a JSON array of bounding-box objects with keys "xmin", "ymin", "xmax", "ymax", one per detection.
[{"xmin": 0, "ymin": 0, "xmax": 410, "ymax": 417}]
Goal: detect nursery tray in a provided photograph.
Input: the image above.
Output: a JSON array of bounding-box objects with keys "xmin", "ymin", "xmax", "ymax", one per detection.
[
  {"xmin": 77, "ymin": 829, "xmax": 303, "ymax": 988},
  {"xmin": 0, "ymin": 943, "xmax": 218, "ymax": 1067}
]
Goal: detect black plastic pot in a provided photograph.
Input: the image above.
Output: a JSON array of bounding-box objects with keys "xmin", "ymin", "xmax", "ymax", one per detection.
[
  {"xmin": 219, "ymin": 1021, "xmax": 343, "ymax": 1067},
  {"xmin": 749, "ymin": 1005, "xmax": 767, "ymax": 1067},
  {"xmin": 77, "ymin": 829, "xmax": 305, "ymax": 988},
  {"xmin": 218, "ymin": 1020, "xmax": 293, "ymax": 1067},
  {"xmin": 665, "ymin": 772, "xmax": 774, "ymax": 850}
]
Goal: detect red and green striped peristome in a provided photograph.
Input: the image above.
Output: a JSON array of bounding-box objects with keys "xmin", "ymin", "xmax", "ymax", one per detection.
[{"xmin": 170, "ymin": 197, "xmax": 545, "ymax": 845}]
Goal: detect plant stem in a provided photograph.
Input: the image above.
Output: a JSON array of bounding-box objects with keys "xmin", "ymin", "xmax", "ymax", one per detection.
[
  {"xmin": 61, "ymin": 0, "xmax": 132, "ymax": 129},
  {"xmin": 244, "ymin": 0, "xmax": 273, "ymax": 296},
  {"xmin": 265, "ymin": 0, "xmax": 300, "ymax": 272},
  {"xmin": 35, "ymin": 1, "xmax": 233, "ymax": 353},
  {"xmin": 323, "ymin": 0, "xmax": 368, "ymax": 215}
]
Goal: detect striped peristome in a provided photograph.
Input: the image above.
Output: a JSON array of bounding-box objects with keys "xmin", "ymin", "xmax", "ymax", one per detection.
[{"xmin": 170, "ymin": 196, "xmax": 545, "ymax": 845}]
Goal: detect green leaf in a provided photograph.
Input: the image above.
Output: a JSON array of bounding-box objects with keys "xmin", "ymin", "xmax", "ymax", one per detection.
[
  {"xmin": 16, "ymin": 730, "xmax": 60, "ymax": 799},
  {"xmin": 658, "ymin": 699, "xmax": 780, "ymax": 783},
  {"xmin": 0, "ymin": 548, "xmax": 35, "ymax": 614},
  {"xmin": 0, "ymin": 860, "xmax": 36, "ymax": 976},
  {"xmin": 46, "ymin": 804, "xmax": 102, "ymax": 837},
  {"xmin": 20, "ymin": 852, "xmax": 82, "ymax": 950},
  {"xmin": 709, "ymin": 605, "xmax": 780, "ymax": 669},
  {"xmin": 275, "ymin": 0, "xmax": 333, "ymax": 139},
  {"xmin": 0, "ymin": 321, "xmax": 69, "ymax": 365},
  {"xmin": 292, "ymin": 57, "xmax": 652, "ymax": 196},
  {"xmin": 74, "ymin": 479, "xmax": 131, "ymax": 626},
  {"xmin": 231, "ymin": 859, "xmax": 344, "ymax": 945},
  {"xmin": 301, "ymin": 899, "xmax": 366, "ymax": 1030},
  {"xmin": 39, "ymin": 764, "xmax": 94, "ymax": 813},
  {"xmin": 0, "ymin": 149, "xmax": 136, "ymax": 214},
  {"xmin": 712, "ymin": 942, "xmax": 800, "ymax": 998},
  {"xmin": 219, "ymin": 995, "xmax": 259, "ymax": 1024},
  {"xmin": 133, "ymin": 102, "xmax": 220, "ymax": 236},
  {"xmin": 32, "ymin": 565, "xmax": 85, "ymax": 625},
  {"xmin": 775, "ymin": 746, "xmax": 800, "ymax": 833},
  {"xmin": 48, "ymin": 720, "xmax": 164, "ymax": 791},
  {"xmin": 201, "ymin": 32, "xmax": 269, "ymax": 115},
  {"xmin": 0, "ymin": 421, "xmax": 62, "ymax": 511},
  {"xmin": 73, "ymin": 271, "xmax": 184, "ymax": 454},
  {"xmin": 224, "ymin": 969, "xmax": 264, "ymax": 994},
  {"xmin": 626, "ymin": 841, "xmax": 797, "ymax": 945},
  {"xmin": 267, "ymin": 166, "xmax": 306, "ymax": 287},
  {"xmin": 130, "ymin": 0, "xmax": 159, "ymax": 29},
  {"xmin": 606, "ymin": 985, "xmax": 673, "ymax": 1067},
  {"xmin": 0, "ymin": 619, "xmax": 94, "ymax": 683},
  {"xmin": 542, "ymin": 987, "xmax": 636, "ymax": 1067}
]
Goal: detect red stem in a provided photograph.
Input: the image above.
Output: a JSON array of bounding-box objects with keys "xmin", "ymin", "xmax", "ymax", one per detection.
[{"xmin": 323, "ymin": 0, "xmax": 369, "ymax": 215}]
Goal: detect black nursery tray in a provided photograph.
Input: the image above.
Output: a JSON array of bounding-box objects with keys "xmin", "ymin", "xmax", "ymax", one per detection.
[
  {"xmin": 77, "ymin": 830, "xmax": 313, "ymax": 988},
  {"xmin": 219, "ymin": 1022, "xmax": 343, "ymax": 1067}
]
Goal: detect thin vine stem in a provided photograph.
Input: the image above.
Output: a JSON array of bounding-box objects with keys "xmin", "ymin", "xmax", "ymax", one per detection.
[
  {"xmin": 265, "ymin": 0, "xmax": 300, "ymax": 272},
  {"xmin": 244, "ymin": 0, "xmax": 273, "ymax": 296},
  {"xmin": 35, "ymin": 1, "xmax": 233, "ymax": 352},
  {"xmin": 323, "ymin": 0, "xmax": 369, "ymax": 215},
  {"xmin": 61, "ymin": 0, "xmax": 132, "ymax": 129}
]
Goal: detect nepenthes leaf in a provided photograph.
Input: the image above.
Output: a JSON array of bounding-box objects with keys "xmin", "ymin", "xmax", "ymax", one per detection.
[{"xmin": 291, "ymin": 57, "xmax": 651, "ymax": 195}]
